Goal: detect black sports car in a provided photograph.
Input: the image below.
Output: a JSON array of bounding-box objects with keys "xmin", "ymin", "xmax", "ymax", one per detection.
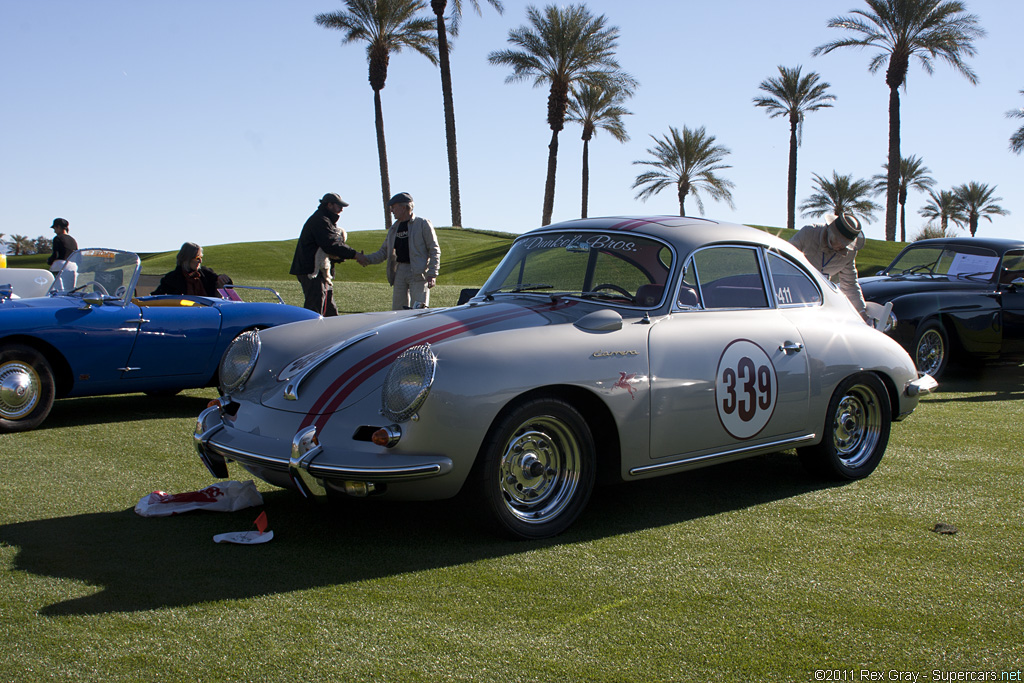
[{"xmin": 860, "ymin": 237, "xmax": 1024, "ymax": 378}]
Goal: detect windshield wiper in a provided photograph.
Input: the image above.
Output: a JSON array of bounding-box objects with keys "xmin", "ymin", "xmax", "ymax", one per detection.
[{"xmin": 487, "ymin": 283, "xmax": 553, "ymax": 295}]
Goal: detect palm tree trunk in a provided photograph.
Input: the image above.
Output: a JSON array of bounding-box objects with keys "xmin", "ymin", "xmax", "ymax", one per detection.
[
  {"xmin": 542, "ymin": 129, "xmax": 559, "ymax": 225},
  {"xmin": 899, "ymin": 200, "xmax": 906, "ymax": 241},
  {"xmin": 677, "ymin": 183, "xmax": 687, "ymax": 217},
  {"xmin": 435, "ymin": 13, "xmax": 462, "ymax": 228},
  {"xmin": 885, "ymin": 85, "xmax": 901, "ymax": 242},
  {"xmin": 581, "ymin": 139, "xmax": 590, "ymax": 219},
  {"xmin": 374, "ymin": 89, "xmax": 392, "ymax": 230},
  {"xmin": 787, "ymin": 115, "xmax": 799, "ymax": 231}
]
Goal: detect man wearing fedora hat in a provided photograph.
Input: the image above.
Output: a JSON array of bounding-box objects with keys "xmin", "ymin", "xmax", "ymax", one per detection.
[
  {"xmin": 356, "ymin": 192, "xmax": 440, "ymax": 310},
  {"xmin": 790, "ymin": 214, "xmax": 868, "ymax": 319},
  {"xmin": 290, "ymin": 192, "xmax": 359, "ymax": 316}
]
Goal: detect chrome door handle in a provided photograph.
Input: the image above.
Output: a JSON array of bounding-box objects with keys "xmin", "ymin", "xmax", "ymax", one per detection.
[{"xmin": 780, "ymin": 341, "xmax": 804, "ymax": 355}]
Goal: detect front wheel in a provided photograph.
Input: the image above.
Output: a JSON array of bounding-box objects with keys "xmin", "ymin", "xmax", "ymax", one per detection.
[
  {"xmin": 0, "ymin": 345, "xmax": 56, "ymax": 433},
  {"xmin": 914, "ymin": 321, "xmax": 948, "ymax": 378},
  {"xmin": 475, "ymin": 398, "xmax": 596, "ymax": 540},
  {"xmin": 798, "ymin": 373, "xmax": 891, "ymax": 480}
]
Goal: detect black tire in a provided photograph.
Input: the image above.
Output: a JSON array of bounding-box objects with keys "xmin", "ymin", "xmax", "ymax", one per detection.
[
  {"xmin": 475, "ymin": 398, "xmax": 596, "ymax": 540},
  {"xmin": 913, "ymin": 320, "xmax": 948, "ymax": 378},
  {"xmin": 798, "ymin": 373, "xmax": 891, "ymax": 480},
  {"xmin": 0, "ymin": 345, "xmax": 56, "ymax": 433}
]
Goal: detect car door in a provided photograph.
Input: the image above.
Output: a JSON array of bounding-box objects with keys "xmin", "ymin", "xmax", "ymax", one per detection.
[
  {"xmin": 121, "ymin": 300, "xmax": 223, "ymax": 380},
  {"xmin": 50, "ymin": 300, "xmax": 142, "ymax": 395},
  {"xmin": 648, "ymin": 245, "xmax": 811, "ymax": 463},
  {"xmin": 998, "ymin": 249, "xmax": 1024, "ymax": 355}
]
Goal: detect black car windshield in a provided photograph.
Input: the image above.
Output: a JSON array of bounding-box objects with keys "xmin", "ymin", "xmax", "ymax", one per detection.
[
  {"xmin": 883, "ymin": 244, "xmax": 1000, "ymax": 282},
  {"xmin": 481, "ymin": 232, "xmax": 673, "ymax": 306}
]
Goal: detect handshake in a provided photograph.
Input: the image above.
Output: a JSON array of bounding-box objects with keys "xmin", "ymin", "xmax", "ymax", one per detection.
[{"xmin": 353, "ymin": 251, "xmax": 369, "ymax": 267}]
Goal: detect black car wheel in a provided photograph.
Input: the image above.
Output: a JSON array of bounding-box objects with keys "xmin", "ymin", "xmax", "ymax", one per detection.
[
  {"xmin": 0, "ymin": 345, "xmax": 56, "ymax": 433},
  {"xmin": 475, "ymin": 398, "xmax": 596, "ymax": 540},
  {"xmin": 798, "ymin": 373, "xmax": 891, "ymax": 480},
  {"xmin": 914, "ymin": 321, "xmax": 948, "ymax": 378}
]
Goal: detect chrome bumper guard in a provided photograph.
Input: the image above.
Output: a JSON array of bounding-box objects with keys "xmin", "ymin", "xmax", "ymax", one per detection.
[{"xmin": 904, "ymin": 373, "xmax": 938, "ymax": 397}]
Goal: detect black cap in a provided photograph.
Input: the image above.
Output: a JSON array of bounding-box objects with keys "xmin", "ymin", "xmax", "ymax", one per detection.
[
  {"xmin": 320, "ymin": 193, "xmax": 349, "ymax": 207},
  {"xmin": 388, "ymin": 192, "xmax": 413, "ymax": 206}
]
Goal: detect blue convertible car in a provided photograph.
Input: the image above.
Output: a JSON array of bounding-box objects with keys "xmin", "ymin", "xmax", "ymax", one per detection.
[{"xmin": 0, "ymin": 248, "xmax": 319, "ymax": 432}]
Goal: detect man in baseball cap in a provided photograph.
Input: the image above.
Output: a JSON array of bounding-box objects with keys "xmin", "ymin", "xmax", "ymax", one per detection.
[
  {"xmin": 790, "ymin": 213, "xmax": 868, "ymax": 319},
  {"xmin": 289, "ymin": 193, "xmax": 358, "ymax": 315}
]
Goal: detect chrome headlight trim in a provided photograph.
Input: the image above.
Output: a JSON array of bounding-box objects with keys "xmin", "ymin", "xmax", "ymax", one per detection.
[
  {"xmin": 381, "ymin": 344, "xmax": 437, "ymax": 423},
  {"xmin": 219, "ymin": 329, "xmax": 261, "ymax": 393}
]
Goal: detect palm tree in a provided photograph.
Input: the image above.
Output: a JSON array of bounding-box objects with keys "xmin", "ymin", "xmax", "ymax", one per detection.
[
  {"xmin": 1007, "ymin": 89, "xmax": 1024, "ymax": 155},
  {"xmin": 952, "ymin": 181, "xmax": 1009, "ymax": 236},
  {"xmin": 8, "ymin": 235, "xmax": 32, "ymax": 257},
  {"xmin": 431, "ymin": 0, "xmax": 504, "ymax": 228},
  {"xmin": 316, "ymin": 0, "xmax": 438, "ymax": 229},
  {"xmin": 918, "ymin": 188, "xmax": 965, "ymax": 236},
  {"xmin": 813, "ymin": 0, "xmax": 984, "ymax": 241},
  {"xmin": 566, "ymin": 83, "xmax": 631, "ymax": 218},
  {"xmin": 871, "ymin": 154, "xmax": 935, "ymax": 241},
  {"xmin": 799, "ymin": 171, "xmax": 881, "ymax": 225},
  {"xmin": 489, "ymin": 4, "xmax": 635, "ymax": 226},
  {"xmin": 631, "ymin": 125, "xmax": 735, "ymax": 217},
  {"xmin": 752, "ymin": 65, "xmax": 836, "ymax": 231}
]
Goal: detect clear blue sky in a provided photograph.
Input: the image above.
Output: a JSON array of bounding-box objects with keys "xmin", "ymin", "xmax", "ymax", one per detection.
[{"xmin": 2, "ymin": 0, "xmax": 1020, "ymax": 255}]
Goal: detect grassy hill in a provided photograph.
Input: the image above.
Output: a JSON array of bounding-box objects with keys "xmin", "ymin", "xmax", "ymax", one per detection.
[{"xmin": 5, "ymin": 224, "xmax": 906, "ymax": 283}]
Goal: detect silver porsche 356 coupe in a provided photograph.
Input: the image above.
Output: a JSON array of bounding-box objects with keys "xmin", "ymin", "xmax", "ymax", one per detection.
[{"xmin": 195, "ymin": 216, "xmax": 935, "ymax": 539}]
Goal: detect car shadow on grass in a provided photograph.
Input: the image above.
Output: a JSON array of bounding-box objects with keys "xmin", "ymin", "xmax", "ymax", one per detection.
[
  {"xmin": 0, "ymin": 451, "xmax": 836, "ymax": 616},
  {"xmin": 926, "ymin": 361, "xmax": 1024, "ymax": 403},
  {"xmin": 36, "ymin": 392, "xmax": 216, "ymax": 430}
]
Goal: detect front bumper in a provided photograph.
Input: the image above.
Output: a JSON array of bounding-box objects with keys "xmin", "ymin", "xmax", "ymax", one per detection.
[{"xmin": 193, "ymin": 404, "xmax": 454, "ymax": 501}]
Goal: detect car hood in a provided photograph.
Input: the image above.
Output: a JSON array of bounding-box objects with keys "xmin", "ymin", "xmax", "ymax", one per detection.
[
  {"xmin": 859, "ymin": 274, "xmax": 988, "ymax": 301},
  {"xmin": 242, "ymin": 297, "xmax": 602, "ymax": 415},
  {"xmin": 0, "ymin": 294, "xmax": 81, "ymax": 311}
]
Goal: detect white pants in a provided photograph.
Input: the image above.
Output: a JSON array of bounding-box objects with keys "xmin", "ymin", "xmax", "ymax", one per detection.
[{"xmin": 392, "ymin": 262, "xmax": 430, "ymax": 310}]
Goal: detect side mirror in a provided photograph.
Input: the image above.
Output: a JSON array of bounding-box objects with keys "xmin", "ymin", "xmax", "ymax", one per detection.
[{"xmin": 82, "ymin": 293, "xmax": 104, "ymax": 307}]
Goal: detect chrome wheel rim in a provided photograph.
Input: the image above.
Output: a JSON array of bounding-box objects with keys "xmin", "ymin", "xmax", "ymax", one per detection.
[
  {"xmin": 0, "ymin": 361, "xmax": 40, "ymax": 420},
  {"xmin": 916, "ymin": 329, "xmax": 945, "ymax": 376},
  {"xmin": 497, "ymin": 415, "xmax": 582, "ymax": 525},
  {"xmin": 832, "ymin": 383, "xmax": 882, "ymax": 469}
]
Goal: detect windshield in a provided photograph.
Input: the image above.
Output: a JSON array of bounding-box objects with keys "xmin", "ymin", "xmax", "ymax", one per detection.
[
  {"xmin": 883, "ymin": 244, "xmax": 1000, "ymax": 282},
  {"xmin": 480, "ymin": 231, "xmax": 674, "ymax": 306},
  {"xmin": 50, "ymin": 249, "xmax": 141, "ymax": 302}
]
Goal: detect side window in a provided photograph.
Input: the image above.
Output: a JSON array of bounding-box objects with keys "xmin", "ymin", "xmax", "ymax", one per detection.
[
  {"xmin": 767, "ymin": 252, "xmax": 822, "ymax": 306},
  {"xmin": 691, "ymin": 246, "xmax": 769, "ymax": 309},
  {"xmin": 999, "ymin": 250, "xmax": 1024, "ymax": 286}
]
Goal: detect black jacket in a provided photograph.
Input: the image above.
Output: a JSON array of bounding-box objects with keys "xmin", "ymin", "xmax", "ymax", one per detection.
[
  {"xmin": 290, "ymin": 207, "xmax": 357, "ymax": 277},
  {"xmin": 152, "ymin": 266, "xmax": 227, "ymax": 297}
]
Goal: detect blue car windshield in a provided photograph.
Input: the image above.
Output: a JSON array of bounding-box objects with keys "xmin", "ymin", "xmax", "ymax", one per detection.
[
  {"xmin": 481, "ymin": 231, "xmax": 673, "ymax": 305},
  {"xmin": 51, "ymin": 249, "xmax": 141, "ymax": 300}
]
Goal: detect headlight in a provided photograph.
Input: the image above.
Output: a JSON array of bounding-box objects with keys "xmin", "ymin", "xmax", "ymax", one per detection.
[
  {"xmin": 219, "ymin": 330, "xmax": 261, "ymax": 393},
  {"xmin": 381, "ymin": 344, "xmax": 436, "ymax": 422}
]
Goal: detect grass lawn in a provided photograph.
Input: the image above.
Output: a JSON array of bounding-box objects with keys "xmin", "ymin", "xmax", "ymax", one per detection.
[{"xmin": 1, "ymin": 361, "xmax": 1022, "ymax": 682}]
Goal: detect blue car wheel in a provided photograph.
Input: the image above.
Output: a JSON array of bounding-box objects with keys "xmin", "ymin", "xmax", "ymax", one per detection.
[{"xmin": 0, "ymin": 345, "xmax": 56, "ymax": 433}]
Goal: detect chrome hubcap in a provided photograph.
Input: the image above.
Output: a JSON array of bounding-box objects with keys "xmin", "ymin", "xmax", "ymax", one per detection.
[
  {"xmin": 832, "ymin": 385, "xmax": 881, "ymax": 468},
  {"xmin": 0, "ymin": 362, "xmax": 39, "ymax": 420},
  {"xmin": 916, "ymin": 329, "xmax": 944, "ymax": 376},
  {"xmin": 498, "ymin": 417, "xmax": 581, "ymax": 524}
]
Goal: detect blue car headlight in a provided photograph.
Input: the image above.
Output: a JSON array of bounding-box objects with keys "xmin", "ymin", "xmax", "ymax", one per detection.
[
  {"xmin": 219, "ymin": 330, "xmax": 261, "ymax": 393},
  {"xmin": 381, "ymin": 344, "xmax": 436, "ymax": 422}
]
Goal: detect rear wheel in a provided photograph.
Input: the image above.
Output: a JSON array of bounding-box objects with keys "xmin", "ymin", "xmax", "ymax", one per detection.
[
  {"xmin": 0, "ymin": 345, "xmax": 56, "ymax": 433},
  {"xmin": 475, "ymin": 398, "xmax": 596, "ymax": 540},
  {"xmin": 799, "ymin": 373, "xmax": 891, "ymax": 480},
  {"xmin": 914, "ymin": 321, "xmax": 948, "ymax": 378}
]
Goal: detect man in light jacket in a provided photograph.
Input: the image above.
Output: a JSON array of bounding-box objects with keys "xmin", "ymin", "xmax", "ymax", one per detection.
[
  {"xmin": 789, "ymin": 213, "xmax": 867, "ymax": 319},
  {"xmin": 357, "ymin": 192, "xmax": 441, "ymax": 310}
]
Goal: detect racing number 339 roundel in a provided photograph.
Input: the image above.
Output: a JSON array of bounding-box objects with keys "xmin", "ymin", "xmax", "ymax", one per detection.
[{"xmin": 715, "ymin": 339, "xmax": 778, "ymax": 439}]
